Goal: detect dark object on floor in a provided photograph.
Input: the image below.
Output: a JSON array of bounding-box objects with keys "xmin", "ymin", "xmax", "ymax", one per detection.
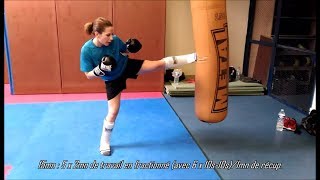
[
  {"xmin": 300, "ymin": 110, "xmax": 317, "ymax": 136},
  {"xmin": 229, "ymin": 66, "xmax": 236, "ymax": 82},
  {"xmin": 240, "ymin": 76, "xmax": 262, "ymax": 84},
  {"xmin": 164, "ymin": 69, "xmax": 185, "ymax": 82}
]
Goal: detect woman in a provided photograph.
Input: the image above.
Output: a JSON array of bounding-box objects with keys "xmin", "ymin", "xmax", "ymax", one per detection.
[{"xmin": 80, "ymin": 17, "xmax": 196, "ymax": 156}]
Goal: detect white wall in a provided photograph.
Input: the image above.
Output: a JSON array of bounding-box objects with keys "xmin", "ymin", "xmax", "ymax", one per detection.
[
  {"xmin": 165, "ymin": 0, "xmax": 250, "ymax": 75},
  {"xmin": 226, "ymin": 0, "xmax": 250, "ymax": 71},
  {"xmin": 165, "ymin": 0, "xmax": 195, "ymax": 75}
]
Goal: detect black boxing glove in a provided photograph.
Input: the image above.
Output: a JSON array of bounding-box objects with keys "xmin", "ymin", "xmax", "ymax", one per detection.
[{"xmin": 126, "ymin": 38, "xmax": 142, "ymax": 53}]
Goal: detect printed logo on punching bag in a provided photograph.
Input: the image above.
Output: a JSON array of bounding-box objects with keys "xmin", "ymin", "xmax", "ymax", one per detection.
[{"xmin": 211, "ymin": 23, "xmax": 228, "ymax": 113}]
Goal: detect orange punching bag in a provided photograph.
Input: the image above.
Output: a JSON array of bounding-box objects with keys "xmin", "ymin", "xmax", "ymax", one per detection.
[{"xmin": 190, "ymin": 0, "xmax": 229, "ymax": 123}]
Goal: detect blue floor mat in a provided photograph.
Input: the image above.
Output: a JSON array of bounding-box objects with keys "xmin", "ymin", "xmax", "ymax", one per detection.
[{"xmin": 5, "ymin": 98, "xmax": 219, "ymax": 179}]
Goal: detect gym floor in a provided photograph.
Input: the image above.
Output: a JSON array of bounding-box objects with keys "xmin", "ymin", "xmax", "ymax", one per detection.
[
  {"xmin": 4, "ymin": 84, "xmax": 316, "ymax": 179},
  {"xmin": 164, "ymin": 94, "xmax": 316, "ymax": 179}
]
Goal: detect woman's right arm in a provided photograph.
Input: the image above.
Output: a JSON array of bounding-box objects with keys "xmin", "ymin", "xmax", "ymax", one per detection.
[
  {"xmin": 85, "ymin": 63, "xmax": 109, "ymax": 79},
  {"xmin": 84, "ymin": 71, "xmax": 98, "ymax": 80}
]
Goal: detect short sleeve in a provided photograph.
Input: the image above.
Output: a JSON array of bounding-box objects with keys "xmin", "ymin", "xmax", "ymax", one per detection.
[{"xmin": 80, "ymin": 47, "xmax": 94, "ymax": 72}]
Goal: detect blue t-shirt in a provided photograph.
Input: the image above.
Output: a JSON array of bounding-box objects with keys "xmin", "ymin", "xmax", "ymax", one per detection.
[{"xmin": 80, "ymin": 35, "xmax": 128, "ymax": 81}]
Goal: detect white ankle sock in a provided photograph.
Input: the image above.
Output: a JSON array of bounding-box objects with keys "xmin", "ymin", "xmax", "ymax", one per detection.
[
  {"xmin": 163, "ymin": 53, "xmax": 197, "ymax": 69},
  {"xmin": 100, "ymin": 120, "xmax": 114, "ymax": 146}
]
